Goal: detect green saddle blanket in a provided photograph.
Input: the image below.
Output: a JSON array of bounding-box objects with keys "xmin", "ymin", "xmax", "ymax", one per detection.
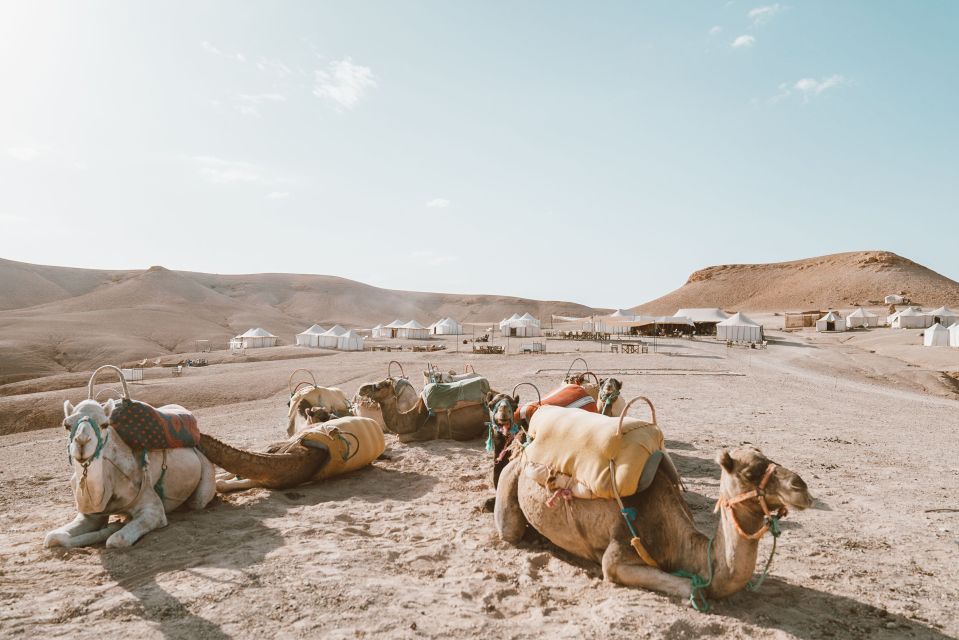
[{"xmin": 422, "ymin": 377, "xmax": 490, "ymax": 412}]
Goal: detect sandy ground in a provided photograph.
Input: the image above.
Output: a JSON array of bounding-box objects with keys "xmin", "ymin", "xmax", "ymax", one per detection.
[{"xmin": 1, "ymin": 332, "xmax": 958, "ymax": 639}]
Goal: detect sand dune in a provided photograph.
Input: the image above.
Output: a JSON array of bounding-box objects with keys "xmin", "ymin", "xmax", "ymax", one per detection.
[
  {"xmin": 0, "ymin": 260, "xmax": 602, "ymax": 383},
  {"xmin": 633, "ymin": 251, "xmax": 959, "ymax": 314}
]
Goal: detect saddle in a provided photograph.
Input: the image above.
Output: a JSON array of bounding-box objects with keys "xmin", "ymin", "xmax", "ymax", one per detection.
[
  {"xmin": 516, "ymin": 384, "xmax": 597, "ymax": 423},
  {"xmin": 522, "ymin": 405, "xmax": 672, "ymax": 500},
  {"xmin": 109, "ymin": 399, "xmax": 201, "ymax": 450},
  {"xmin": 296, "ymin": 416, "xmax": 385, "ymax": 480},
  {"xmin": 421, "ymin": 376, "xmax": 490, "ymax": 413}
]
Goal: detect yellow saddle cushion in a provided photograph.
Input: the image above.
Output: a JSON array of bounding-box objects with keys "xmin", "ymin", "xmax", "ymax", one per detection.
[
  {"xmin": 296, "ymin": 416, "xmax": 385, "ymax": 480},
  {"xmin": 524, "ymin": 405, "xmax": 664, "ymax": 500}
]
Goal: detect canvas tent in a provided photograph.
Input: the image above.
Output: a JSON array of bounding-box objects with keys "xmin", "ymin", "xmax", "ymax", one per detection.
[
  {"xmin": 621, "ymin": 316, "xmax": 695, "ymax": 336},
  {"xmin": 374, "ymin": 319, "xmax": 407, "ymax": 339},
  {"xmin": 845, "ymin": 308, "xmax": 879, "ymax": 329},
  {"xmin": 928, "ymin": 306, "xmax": 959, "ymax": 327},
  {"xmin": 923, "ymin": 323, "xmax": 949, "ymax": 347},
  {"xmin": 230, "ymin": 327, "xmax": 278, "ymax": 349},
  {"xmin": 371, "ymin": 324, "xmax": 389, "ymax": 338},
  {"xmin": 675, "ymin": 308, "xmax": 729, "ymax": 335},
  {"xmin": 336, "ymin": 329, "xmax": 364, "ymax": 351},
  {"xmin": 716, "ymin": 312, "xmax": 764, "ymax": 343},
  {"xmin": 885, "ymin": 294, "xmax": 906, "ymax": 305},
  {"xmin": 950, "ymin": 323, "xmax": 959, "ymax": 348},
  {"xmin": 398, "ymin": 320, "xmax": 429, "ymax": 339},
  {"xmin": 430, "ymin": 317, "xmax": 463, "ymax": 335},
  {"xmin": 500, "ymin": 313, "xmax": 542, "ymax": 337},
  {"xmin": 816, "ymin": 311, "xmax": 845, "ymax": 332},
  {"xmin": 317, "ymin": 325, "xmax": 348, "ymax": 348},
  {"xmin": 890, "ymin": 307, "xmax": 931, "ymax": 329},
  {"xmin": 295, "ymin": 324, "xmax": 327, "ymax": 347}
]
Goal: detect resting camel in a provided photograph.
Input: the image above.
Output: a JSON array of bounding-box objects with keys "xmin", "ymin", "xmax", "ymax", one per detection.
[
  {"xmin": 495, "ymin": 444, "xmax": 812, "ymax": 609},
  {"xmin": 357, "ymin": 378, "xmax": 489, "ymax": 442},
  {"xmin": 46, "ymin": 397, "xmax": 216, "ymax": 548},
  {"xmin": 353, "ymin": 378, "xmax": 418, "ymax": 433},
  {"xmin": 597, "ymin": 377, "xmax": 626, "ymax": 416},
  {"xmin": 486, "ymin": 391, "xmax": 525, "ymax": 488},
  {"xmin": 287, "ymin": 384, "xmax": 352, "ymax": 436}
]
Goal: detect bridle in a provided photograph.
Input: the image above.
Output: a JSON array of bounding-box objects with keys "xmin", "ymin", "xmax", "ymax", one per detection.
[
  {"xmin": 716, "ymin": 463, "xmax": 788, "ymax": 540},
  {"xmin": 598, "ymin": 384, "xmax": 620, "ymax": 416}
]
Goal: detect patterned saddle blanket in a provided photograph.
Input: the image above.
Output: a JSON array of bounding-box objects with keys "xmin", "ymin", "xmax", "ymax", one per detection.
[
  {"xmin": 516, "ymin": 384, "xmax": 597, "ymax": 423},
  {"xmin": 109, "ymin": 399, "xmax": 201, "ymax": 450}
]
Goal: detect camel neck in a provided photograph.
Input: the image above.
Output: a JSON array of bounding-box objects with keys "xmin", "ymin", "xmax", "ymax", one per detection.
[{"xmin": 706, "ymin": 503, "xmax": 763, "ymax": 598}]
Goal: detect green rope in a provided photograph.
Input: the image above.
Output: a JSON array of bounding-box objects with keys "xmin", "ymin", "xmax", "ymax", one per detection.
[
  {"xmin": 484, "ymin": 423, "xmax": 495, "ymax": 453},
  {"xmin": 153, "ymin": 466, "xmax": 167, "ymax": 501},
  {"xmin": 746, "ymin": 515, "xmax": 781, "ymax": 592},
  {"xmin": 672, "ymin": 536, "xmax": 715, "ymax": 612}
]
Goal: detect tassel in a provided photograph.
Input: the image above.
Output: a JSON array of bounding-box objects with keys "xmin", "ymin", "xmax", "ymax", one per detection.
[
  {"xmin": 484, "ymin": 423, "xmax": 494, "ymax": 453},
  {"xmin": 153, "ymin": 467, "xmax": 166, "ymax": 501},
  {"xmin": 138, "ymin": 448, "xmax": 148, "ymax": 468}
]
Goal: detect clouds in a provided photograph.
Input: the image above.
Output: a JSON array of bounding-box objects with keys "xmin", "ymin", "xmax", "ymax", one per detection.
[
  {"xmin": 265, "ymin": 191, "xmax": 290, "ymax": 200},
  {"xmin": 770, "ymin": 75, "xmax": 847, "ymax": 103},
  {"xmin": 313, "ymin": 58, "xmax": 377, "ymax": 110},
  {"xmin": 731, "ymin": 35, "xmax": 755, "ymax": 48},
  {"xmin": 425, "ymin": 198, "xmax": 450, "ymax": 209},
  {"xmin": 709, "ymin": 26, "xmax": 723, "ymax": 35},
  {"xmin": 748, "ymin": 4, "xmax": 782, "ymax": 25},
  {"xmin": 202, "ymin": 41, "xmax": 246, "ymax": 63}
]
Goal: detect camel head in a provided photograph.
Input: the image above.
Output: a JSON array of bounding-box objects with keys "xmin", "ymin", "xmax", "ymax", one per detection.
[
  {"xmin": 716, "ymin": 447, "xmax": 814, "ymax": 513},
  {"xmin": 357, "ymin": 378, "xmax": 395, "ymax": 403},
  {"xmin": 486, "ymin": 392, "xmax": 519, "ymax": 429},
  {"xmin": 598, "ymin": 378, "xmax": 622, "ymax": 400},
  {"xmin": 304, "ymin": 406, "xmax": 332, "ymax": 425},
  {"xmin": 63, "ymin": 398, "xmax": 115, "ymax": 465}
]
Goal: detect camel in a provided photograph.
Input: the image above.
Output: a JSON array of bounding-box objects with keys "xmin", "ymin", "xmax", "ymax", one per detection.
[
  {"xmin": 597, "ymin": 377, "xmax": 626, "ymax": 416},
  {"xmin": 204, "ymin": 415, "xmax": 384, "ymax": 492},
  {"xmin": 495, "ymin": 444, "xmax": 812, "ymax": 610},
  {"xmin": 486, "ymin": 391, "xmax": 526, "ymax": 488},
  {"xmin": 423, "ymin": 363, "xmax": 480, "ymax": 385},
  {"xmin": 353, "ymin": 378, "xmax": 418, "ymax": 433},
  {"xmin": 357, "ymin": 378, "xmax": 489, "ymax": 442},
  {"xmin": 45, "ymin": 397, "xmax": 216, "ymax": 548},
  {"xmin": 287, "ymin": 384, "xmax": 352, "ymax": 436}
]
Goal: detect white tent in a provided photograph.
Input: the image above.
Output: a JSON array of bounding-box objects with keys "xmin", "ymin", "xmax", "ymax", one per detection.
[
  {"xmin": 928, "ymin": 306, "xmax": 959, "ymax": 327},
  {"xmin": 397, "ymin": 320, "xmax": 429, "ymax": 339},
  {"xmin": 924, "ymin": 323, "xmax": 950, "ymax": 347},
  {"xmin": 371, "ymin": 324, "xmax": 389, "ymax": 338},
  {"xmin": 716, "ymin": 312, "xmax": 764, "ymax": 343},
  {"xmin": 950, "ymin": 323, "xmax": 959, "ymax": 348},
  {"xmin": 317, "ymin": 325, "xmax": 348, "ymax": 348},
  {"xmin": 230, "ymin": 327, "xmax": 278, "ymax": 349},
  {"xmin": 885, "ymin": 294, "xmax": 906, "ymax": 304},
  {"xmin": 675, "ymin": 308, "xmax": 730, "ymax": 324},
  {"xmin": 430, "ymin": 317, "xmax": 463, "ymax": 335},
  {"xmin": 610, "ymin": 309, "xmax": 636, "ymax": 318},
  {"xmin": 891, "ymin": 307, "xmax": 932, "ymax": 329},
  {"xmin": 500, "ymin": 313, "xmax": 542, "ymax": 337},
  {"xmin": 845, "ymin": 308, "xmax": 879, "ymax": 328},
  {"xmin": 295, "ymin": 324, "xmax": 327, "ymax": 347},
  {"xmin": 336, "ymin": 329, "xmax": 364, "ymax": 351},
  {"xmin": 816, "ymin": 311, "xmax": 846, "ymax": 332}
]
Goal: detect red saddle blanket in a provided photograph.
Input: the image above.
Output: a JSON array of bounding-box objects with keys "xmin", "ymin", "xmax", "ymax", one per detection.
[
  {"xmin": 109, "ymin": 399, "xmax": 201, "ymax": 450},
  {"xmin": 516, "ymin": 384, "xmax": 598, "ymax": 423}
]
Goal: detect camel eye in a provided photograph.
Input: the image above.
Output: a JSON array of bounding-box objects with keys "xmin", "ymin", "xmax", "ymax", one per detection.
[{"xmin": 63, "ymin": 419, "xmax": 71, "ymax": 430}]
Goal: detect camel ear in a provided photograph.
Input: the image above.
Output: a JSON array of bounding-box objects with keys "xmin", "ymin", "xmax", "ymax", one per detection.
[
  {"xmin": 63, "ymin": 400, "xmax": 74, "ymax": 418},
  {"xmin": 512, "ymin": 395, "xmax": 519, "ymax": 406},
  {"xmin": 103, "ymin": 398, "xmax": 115, "ymax": 418},
  {"xmin": 716, "ymin": 450, "xmax": 735, "ymax": 473}
]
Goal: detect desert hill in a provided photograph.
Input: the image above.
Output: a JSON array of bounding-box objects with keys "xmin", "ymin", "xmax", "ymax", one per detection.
[
  {"xmin": 0, "ymin": 259, "xmax": 602, "ymax": 383},
  {"xmin": 632, "ymin": 251, "xmax": 959, "ymax": 314}
]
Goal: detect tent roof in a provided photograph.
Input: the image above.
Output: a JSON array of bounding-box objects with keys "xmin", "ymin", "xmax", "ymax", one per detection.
[
  {"xmin": 402, "ymin": 320, "xmax": 426, "ymax": 329},
  {"xmin": 930, "ymin": 306, "xmax": 958, "ymax": 316},
  {"xmin": 339, "ymin": 329, "xmax": 362, "ymax": 339},
  {"xmin": 238, "ymin": 327, "xmax": 276, "ymax": 338},
  {"xmin": 675, "ymin": 308, "xmax": 730, "ymax": 323},
  {"xmin": 819, "ymin": 311, "xmax": 843, "ymax": 321},
  {"xmin": 297, "ymin": 324, "xmax": 327, "ymax": 335},
  {"xmin": 384, "ymin": 319, "xmax": 406, "ymax": 328},
  {"xmin": 848, "ymin": 308, "xmax": 878, "ymax": 318},
  {"xmin": 322, "ymin": 325, "xmax": 348, "ymax": 336},
  {"xmin": 610, "ymin": 309, "xmax": 634, "ymax": 317},
  {"xmin": 897, "ymin": 308, "xmax": 924, "ymax": 316},
  {"xmin": 927, "ymin": 322, "xmax": 949, "ymax": 333},
  {"xmin": 621, "ymin": 315, "xmax": 695, "ymax": 327},
  {"xmin": 718, "ymin": 312, "xmax": 761, "ymax": 327},
  {"xmin": 519, "ymin": 312, "xmax": 537, "ymax": 320}
]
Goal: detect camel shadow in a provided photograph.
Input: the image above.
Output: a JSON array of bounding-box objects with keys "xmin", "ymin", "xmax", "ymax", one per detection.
[
  {"xmin": 669, "ymin": 451, "xmax": 716, "ymax": 479},
  {"xmin": 97, "ymin": 497, "xmax": 284, "ymax": 640},
  {"xmin": 714, "ymin": 578, "xmax": 952, "ymax": 639}
]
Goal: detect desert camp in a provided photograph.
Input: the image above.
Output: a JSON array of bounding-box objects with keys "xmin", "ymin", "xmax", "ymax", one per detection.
[{"xmin": 2, "ymin": 2, "xmax": 959, "ymax": 639}]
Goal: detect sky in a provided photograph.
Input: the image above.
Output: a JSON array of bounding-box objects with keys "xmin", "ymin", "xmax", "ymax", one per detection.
[{"xmin": 1, "ymin": 1, "xmax": 956, "ymax": 308}]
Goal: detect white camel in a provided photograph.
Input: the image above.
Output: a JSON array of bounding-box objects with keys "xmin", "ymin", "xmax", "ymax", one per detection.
[{"xmin": 45, "ymin": 396, "xmax": 216, "ymax": 549}]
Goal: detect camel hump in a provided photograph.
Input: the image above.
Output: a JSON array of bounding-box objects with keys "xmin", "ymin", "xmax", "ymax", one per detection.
[
  {"xmin": 422, "ymin": 377, "xmax": 490, "ymax": 412},
  {"xmin": 524, "ymin": 406, "xmax": 664, "ymax": 500}
]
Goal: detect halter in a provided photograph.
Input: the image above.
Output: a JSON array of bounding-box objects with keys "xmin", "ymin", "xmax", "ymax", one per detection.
[
  {"xmin": 716, "ymin": 463, "xmax": 788, "ymax": 540},
  {"xmin": 486, "ymin": 395, "xmax": 525, "ymax": 457},
  {"xmin": 67, "ymin": 415, "xmax": 109, "ymax": 492},
  {"xmin": 599, "ymin": 386, "xmax": 620, "ymax": 415}
]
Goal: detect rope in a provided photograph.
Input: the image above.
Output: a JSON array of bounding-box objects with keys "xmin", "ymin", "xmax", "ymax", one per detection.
[
  {"xmin": 672, "ymin": 536, "xmax": 715, "ymax": 612},
  {"xmin": 746, "ymin": 515, "xmax": 781, "ymax": 591}
]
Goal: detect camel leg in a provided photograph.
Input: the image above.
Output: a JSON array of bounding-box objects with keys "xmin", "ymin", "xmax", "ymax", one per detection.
[
  {"xmin": 216, "ymin": 477, "xmax": 257, "ymax": 492},
  {"xmin": 185, "ymin": 450, "xmax": 216, "ymax": 509},
  {"xmin": 601, "ymin": 538, "xmax": 691, "ymax": 599},
  {"xmin": 106, "ymin": 492, "xmax": 167, "ymax": 548},
  {"xmin": 494, "ymin": 459, "xmax": 528, "ymax": 544},
  {"xmin": 44, "ymin": 513, "xmax": 110, "ymax": 548}
]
